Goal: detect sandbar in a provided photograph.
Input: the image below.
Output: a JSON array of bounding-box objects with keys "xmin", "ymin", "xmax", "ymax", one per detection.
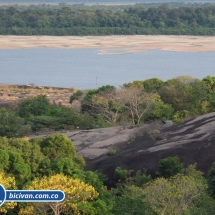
[{"xmin": 1, "ymin": 35, "xmax": 215, "ymax": 54}]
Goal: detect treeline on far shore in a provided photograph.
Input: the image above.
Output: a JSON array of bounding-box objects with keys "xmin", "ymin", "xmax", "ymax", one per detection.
[{"xmin": 1, "ymin": 4, "xmax": 215, "ymax": 35}]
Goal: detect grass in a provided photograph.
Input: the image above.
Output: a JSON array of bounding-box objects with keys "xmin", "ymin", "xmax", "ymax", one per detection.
[
  {"xmin": 147, "ymin": 129, "xmax": 161, "ymax": 135},
  {"xmin": 107, "ymin": 147, "xmax": 119, "ymax": 156}
]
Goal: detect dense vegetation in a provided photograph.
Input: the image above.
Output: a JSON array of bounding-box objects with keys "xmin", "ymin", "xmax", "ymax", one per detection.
[
  {"xmin": 0, "ymin": 75, "xmax": 215, "ymax": 137},
  {"xmin": 1, "ymin": 4, "xmax": 215, "ymax": 35},
  {"xmin": 0, "ymin": 75, "xmax": 215, "ymax": 214},
  {"xmin": 0, "ymin": 2, "xmax": 214, "ymax": 12},
  {"xmin": 0, "ymin": 134, "xmax": 113, "ymax": 215},
  {"xmin": 1, "ymin": 134, "xmax": 215, "ymax": 214},
  {"xmin": 1, "ymin": 2, "xmax": 215, "ymax": 212}
]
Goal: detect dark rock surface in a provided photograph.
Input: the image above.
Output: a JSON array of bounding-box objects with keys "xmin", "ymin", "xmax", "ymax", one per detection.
[
  {"xmin": 30, "ymin": 112, "xmax": 215, "ymax": 184},
  {"xmin": 84, "ymin": 112, "xmax": 215, "ymax": 183}
]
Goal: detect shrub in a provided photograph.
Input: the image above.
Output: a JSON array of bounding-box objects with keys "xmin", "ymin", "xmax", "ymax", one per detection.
[
  {"xmin": 0, "ymin": 108, "xmax": 24, "ymax": 137},
  {"xmin": 107, "ymin": 148, "xmax": 118, "ymax": 156},
  {"xmin": 29, "ymin": 115, "xmax": 76, "ymax": 131},
  {"xmin": 18, "ymin": 95, "xmax": 51, "ymax": 118},
  {"xmin": 70, "ymin": 90, "xmax": 84, "ymax": 103},
  {"xmin": 133, "ymin": 169, "xmax": 152, "ymax": 186},
  {"xmin": 79, "ymin": 112, "xmax": 96, "ymax": 130},
  {"xmin": 157, "ymin": 156, "xmax": 184, "ymax": 178},
  {"xmin": 115, "ymin": 167, "xmax": 128, "ymax": 180},
  {"xmin": 115, "ymin": 167, "xmax": 133, "ymax": 181},
  {"xmin": 172, "ymin": 110, "xmax": 189, "ymax": 124},
  {"xmin": 147, "ymin": 129, "xmax": 160, "ymax": 135}
]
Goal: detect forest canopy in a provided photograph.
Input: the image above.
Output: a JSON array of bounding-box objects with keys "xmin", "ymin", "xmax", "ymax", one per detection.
[{"xmin": 1, "ymin": 4, "xmax": 215, "ymax": 35}]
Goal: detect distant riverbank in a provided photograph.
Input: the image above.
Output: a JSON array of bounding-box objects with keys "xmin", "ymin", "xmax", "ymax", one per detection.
[{"xmin": 1, "ymin": 35, "xmax": 215, "ymax": 53}]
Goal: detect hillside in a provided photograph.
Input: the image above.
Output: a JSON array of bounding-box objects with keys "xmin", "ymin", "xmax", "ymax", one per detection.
[
  {"xmin": 85, "ymin": 112, "xmax": 215, "ymax": 183},
  {"xmin": 30, "ymin": 112, "xmax": 215, "ymax": 184}
]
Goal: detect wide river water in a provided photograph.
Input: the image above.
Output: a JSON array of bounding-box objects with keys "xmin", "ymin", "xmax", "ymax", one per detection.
[{"xmin": 0, "ymin": 48, "xmax": 214, "ymax": 89}]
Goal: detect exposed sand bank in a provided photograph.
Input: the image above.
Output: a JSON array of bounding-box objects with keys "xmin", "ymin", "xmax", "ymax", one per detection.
[{"xmin": 1, "ymin": 35, "xmax": 215, "ymax": 54}]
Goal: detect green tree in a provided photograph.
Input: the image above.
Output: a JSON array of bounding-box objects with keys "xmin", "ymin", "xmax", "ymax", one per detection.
[
  {"xmin": 202, "ymin": 76, "xmax": 215, "ymax": 93},
  {"xmin": 123, "ymin": 80, "xmax": 144, "ymax": 88},
  {"xmin": 0, "ymin": 149, "xmax": 9, "ymax": 171},
  {"xmin": 112, "ymin": 185, "xmax": 156, "ymax": 215},
  {"xmin": 159, "ymin": 76, "xmax": 208, "ymax": 114},
  {"xmin": 189, "ymin": 193, "xmax": 215, "ymax": 214},
  {"xmin": 132, "ymin": 169, "xmax": 152, "ymax": 187},
  {"xmin": 76, "ymin": 171, "xmax": 113, "ymax": 215},
  {"xmin": 144, "ymin": 95, "xmax": 174, "ymax": 120},
  {"xmin": 5, "ymin": 150, "xmax": 31, "ymax": 188},
  {"xmin": 70, "ymin": 90, "xmax": 84, "ymax": 103},
  {"xmin": 39, "ymin": 134, "xmax": 76, "ymax": 160},
  {"xmin": 172, "ymin": 110, "xmax": 189, "ymax": 124},
  {"xmin": 0, "ymin": 139, "xmax": 32, "ymax": 188},
  {"xmin": 121, "ymin": 86, "xmax": 163, "ymax": 125},
  {"xmin": 0, "ymin": 108, "xmax": 24, "ymax": 137},
  {"xmin": 0, "ymin": 135, "xmax": 86, "ymax": 180},
  {"xmin": 81, "ymin": 85, "xmax": 131, "ymax": 125},
  {"xmin": 115, "ymin": 167, "xmax": 132, "ymax": 181},
  {"xmin": 143, "ymin": 78, "xmax": 164, "ymax": 92},
  {"xmin": 76, "ymin": 199, "xmax": 113, "ymax": 215},
  {"xmin": 202, "ymin": 76, "xmax": 215, "ymax": 112},
  {"xmin": 38, "ymin": 134, "xmax": 86, "ymax": 178},
  {"xmin": 7, "ymin": 137, "xmax": 46, "ymax": 178},
  {"xmin": 207, "ymin": 162, "xmax": 215, "ymax": 199},
  {"xmin": 144, "ymin": 172, "xmax": 207, "ymax": 215},
  {"xmin": 87, "ymin": 88, "xmax": 125, "ymax": 124},
  {"xmin": 51, "ymin": 157, "xmax": 76, "ymax": 176},
  {"xmin": 157, "ymin": 156, "xmax": 184, "ymax": 178},
  {"xmin": 18, "ymin": 95, "xmax": 51, "ymax": 118},
  {"xmin": 79, "ymin": 112, "xmax": 96, "ymax": 129},
  {"xmin": 54, "ymin": 106, "xmax": 78, "ymax": 118}
]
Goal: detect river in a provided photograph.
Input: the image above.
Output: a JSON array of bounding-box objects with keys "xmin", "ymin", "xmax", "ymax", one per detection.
[{"xmin": 0, "ymin": 48, "xmax": 214, "ymax": 89}]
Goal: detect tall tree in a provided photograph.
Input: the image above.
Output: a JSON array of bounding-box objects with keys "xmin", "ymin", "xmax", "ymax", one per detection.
[
  {"xmin": 121, "ymin": 86, "xmax": 159, "ymax": 125},
  {"xmin": 202, "ymin": 76, "xmax": 215, "ymax": 93},
  {"xmin": 19, "ymin": 174, "xmax": 99, "ymax": 215},
  {"xmin": 0, "ymin": 108, "xmax": 24, "ymax": 137},
  {"xmin": 159, "ymin": 76, "xmax": 208, "ymax": 114},
  {"xmin": 89, "ymin": 88, "xmax": 124, "ymax": 124},
  {"xmin": 144, "ymin": 169, "xmax": 207, "ymax": 215}
]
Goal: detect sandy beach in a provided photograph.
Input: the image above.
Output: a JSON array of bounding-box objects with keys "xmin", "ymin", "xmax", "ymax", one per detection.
[{"xmin": 1, "ymin": 35, "xmax": 215, "ymax": 54}]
